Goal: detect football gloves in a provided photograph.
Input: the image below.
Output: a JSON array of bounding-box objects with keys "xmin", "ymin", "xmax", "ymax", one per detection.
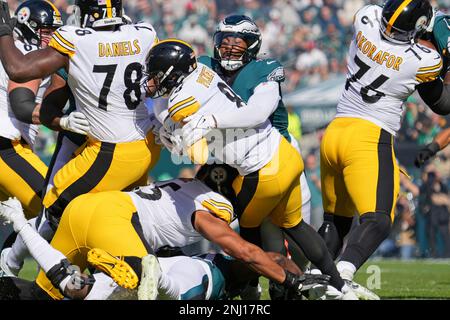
[
  {"xmin": 181, "ymin": 114, "xmax": 216, "ymax": 147},
  {"xmin": 280, "ymin": 270, "xmax": 331, "ymax": 300},
  {"xmin": 414, "ymin": 141, "xmax": 440, "ymax": 168},
  {"xmin": 59, "ymin": 111, "xmax": 90, "ymax": 135},
  {"xmin": 0, "ymin": 197, "xmax": 28, "ymax": 233},
  {"xmin": 0, "ymin": 0, "xmax": 16, "ymax": 37}
]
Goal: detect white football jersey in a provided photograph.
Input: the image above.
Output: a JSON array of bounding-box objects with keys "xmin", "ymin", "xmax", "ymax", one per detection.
[
  {"xmin": 154, "ymin": 63, "xmax": 281, "ymax": 176},
  {"xmin": 0, "ymin": 40, "xmax": 49, "ymax": 147},
  {"xmin": 127, "ymin": 178, "xmax": 234, "ymax": 250},
  {"xmin": 337, "ymin": 5, "xmax": 443, "ymax": 135},
  {"xmin": 48, "ymin": 23, "xmax": 158, "ymax": 143}
]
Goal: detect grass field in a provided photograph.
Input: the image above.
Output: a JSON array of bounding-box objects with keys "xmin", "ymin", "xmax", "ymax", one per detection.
[{"xmin": 19, "ymin": 258, "xmax": 450, "ymax": 300}]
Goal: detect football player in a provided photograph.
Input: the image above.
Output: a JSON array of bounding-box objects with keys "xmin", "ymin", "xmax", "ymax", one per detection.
[
  {"xmin": 182, "ymin": 15, "xmax": 315, "ymax": 297},
  {"xmin": 146, "ymin": 40, "xmax": 357, "ymax": 299},
  {"xmin": 0, "ymin": 0, "xmax": 62, "ymax": 221},
  {"xmin": 0, "ymin": 0, "xmax": 161, "ymax": 228},
  {"xmin": 317, "ymin": 0, "xmax": 450, "ymax": 298},
  {"xmin": 0, "ymin": 174, "xmax": 329, "ymax": 300},
  {"xmin": 415, "ymin": 127, "xmax": 450, "ymax": 167}
]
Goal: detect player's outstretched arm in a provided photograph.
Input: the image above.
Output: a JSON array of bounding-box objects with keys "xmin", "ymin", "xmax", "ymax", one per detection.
[
  {"xmin": 0, "ymin": 1, "xmax": 67, "ymax": 82},
  {"xmin": 417, "ymin": 78, "xmax": 450, "ymax": 116},
  {"xmin": 193, "ymin": 210, "xmax": 329, "ymax": 294}
]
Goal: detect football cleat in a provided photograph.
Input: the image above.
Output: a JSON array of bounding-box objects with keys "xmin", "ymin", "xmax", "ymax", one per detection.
[
  {"xmin": 344, "ymin": 280, "xmax": 379, "ymax": 300},
  {"xmin": 138, "ymin": 254, "xmax": 162, "ymax": 300},
  {"xmin": 341, "ymin": 283, "xmax": 359, "ymax": 300},
  {"xmin": 0, "ymin": 248, "xmax": 19, "ymax": 277},
  {"xmin": 344, "ymin": 279, "xmax": 380, "ymax": 300},
  {"xmin": 87, "ymin": 248, "xmax": 139, "ymax": 290}
]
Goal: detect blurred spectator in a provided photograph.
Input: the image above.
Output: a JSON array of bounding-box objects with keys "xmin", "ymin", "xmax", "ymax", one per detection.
[
  {"xmin": 304, "ymin": 151, "xmax": 323, "ymax": 228},
  {"xmin": 287, "ymin": 106, "xmax": 302, "ymax": 142},
  {"xmin": 420, "ymin": 165, "xmax": 450, "ymax": 258}
]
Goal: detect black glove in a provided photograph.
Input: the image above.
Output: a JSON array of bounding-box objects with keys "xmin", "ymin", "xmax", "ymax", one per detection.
[
  {"xmin": 0, "ymin": 1, "xmax": 16, "ymax": 37},
  {"xmin": 414, "ymin": 142, "xmax": 440, "ymax": 168},
  {"xmin": 281, "ymin": 271, "xmax": 330, "ymax": 299}
]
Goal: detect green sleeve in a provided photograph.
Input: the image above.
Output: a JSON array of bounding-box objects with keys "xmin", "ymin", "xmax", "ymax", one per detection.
[{"xmin": 432, "ymin": 15, "xmax": 450, "ymax": 57}]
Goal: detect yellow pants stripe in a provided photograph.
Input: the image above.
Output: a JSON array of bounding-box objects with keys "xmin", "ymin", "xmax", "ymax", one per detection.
[
  {"xmin": 320, "ymin": 117, "xmax": 399, "ymax": 221},
  {"xmin": 232, "ymin": 137, "xmax": 303, "ymax": 228},
  {"xmin": 0, "ymin": 138, "xmax": 47, "ymax": 218}
]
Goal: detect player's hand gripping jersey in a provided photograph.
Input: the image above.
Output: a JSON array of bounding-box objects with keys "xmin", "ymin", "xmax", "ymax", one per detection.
[
  {"xmin": 337, "ymin": 5, "xmax": 442, "ymax": 135},
  {"xmin": 0, "ymin": 40, "xmax": 50, "ymax": 147},
  {"xmin": 154, "ymin": 63, "xmax": 281, "ymax": 176},
  {"xmin": 48, "ymin": 23, "xmax": 158, "ymax": 143}
]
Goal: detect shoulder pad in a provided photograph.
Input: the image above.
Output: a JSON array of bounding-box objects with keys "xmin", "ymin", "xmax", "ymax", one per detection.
[
  {"xmin": 201, "ymin": 198, "xmax": 234, "ymax": 224},
  {"xmin": 167, "ymin": 93, "xmax": 200, "ymax": 122},
  {"xmin": 198, "ymin": 55, "xmax": 213, "ymax": 66},
  {"xmin": 254, "ymin": 59, "xmax": 285, "ymax": 82}
]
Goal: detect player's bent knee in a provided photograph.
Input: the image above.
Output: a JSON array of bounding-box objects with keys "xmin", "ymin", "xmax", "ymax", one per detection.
[{"xmin": 360, "ymin": 212, "xmax": 391, "ymax": 239}]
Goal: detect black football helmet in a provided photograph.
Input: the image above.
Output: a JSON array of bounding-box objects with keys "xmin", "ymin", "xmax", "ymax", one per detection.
[
  {"xmin": 213, "ymin": 15, "xmax": 262, "ymax": 71},
  {"xmin": 14, "ymin": 0, "xmax": 63, "ymax": 46},
  {"xmin": 195, "ymin": 164, "xmax": 239, "ymax": 205},
  {"xmin": 73, "ymin": 0, "xmax": 123, "ymax": 28},
  {"xmin": 380, "ymin": 0, "xmax": 433, "ymax": 44},
  {"xmin": 144, "ymin": 39, "xmax": 198, "ymax": 98}
]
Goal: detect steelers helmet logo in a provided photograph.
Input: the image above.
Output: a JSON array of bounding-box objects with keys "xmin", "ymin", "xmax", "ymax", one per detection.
[
  {"xmin": 210, "ymin": 167, "xmax": 227, "ymax": 184},
  {"xmin": 415, "ymin": 16, "xmax": 428, "ymax": 31},
  {"xmin": 17, "ymin": 7, "xmax": 31, "ymax": 24}
]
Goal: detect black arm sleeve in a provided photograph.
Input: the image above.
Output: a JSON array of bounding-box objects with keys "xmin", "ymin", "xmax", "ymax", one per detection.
[
  {"xmin": 417, "ymin": 79, "xmax": 450, "ymax": 116},
  {"xmin": 39, "ymin": 83, "xmax": 70, "ymax": 129},
  {"xmin": 8, "ymin": 87, "xmax": 36, "ymax": 124}
]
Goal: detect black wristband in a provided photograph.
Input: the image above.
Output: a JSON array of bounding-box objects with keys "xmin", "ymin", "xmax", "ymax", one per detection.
[{"xmin": 427, "ymin": 142, "xmax": 441, "ymax": 156}]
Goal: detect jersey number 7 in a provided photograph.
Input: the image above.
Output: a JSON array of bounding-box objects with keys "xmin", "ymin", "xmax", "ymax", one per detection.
[
  {"xmin": 345, "ymin": 55, "xmax": 390, "ymax": 104},
  {"xmin": 93, "ymin": 62, "xmax": 143, "ymax": 111}
]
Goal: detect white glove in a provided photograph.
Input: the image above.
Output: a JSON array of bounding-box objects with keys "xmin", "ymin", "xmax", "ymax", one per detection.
[
  {"xmin": 181, "ymin": 114, "xmax": 216, "ymax": 147},
  {"xmin": 59, "ymin": 112, "xmax": 90, "ymax": 135},
  {"xmin": 149, "ymin": 114, "xmax": 163, "ymax": 146},
  {"xmin": 0, "ymin": 197, "xmax": 28, "ymax": 233},
  {"xmin": 159, "ymin": 127, "xmax": 184, "ymax": 156}
]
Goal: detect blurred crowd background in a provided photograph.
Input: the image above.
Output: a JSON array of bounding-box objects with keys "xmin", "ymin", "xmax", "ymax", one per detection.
[{"xmin": 6, "ymin": 0, "xmax": 450, "ymax": 259}]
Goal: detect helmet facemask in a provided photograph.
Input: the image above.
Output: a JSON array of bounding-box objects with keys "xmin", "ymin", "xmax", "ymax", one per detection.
[
  {"xmin": 144, "ymin": 67, "xmax": 186, "ymax": 98},
  {"xmin": 213, "ymin": 15, "xmax": 262, "ymax": 71}
]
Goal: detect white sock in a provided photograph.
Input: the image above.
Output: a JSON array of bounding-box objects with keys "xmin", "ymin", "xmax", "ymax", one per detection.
[
  {"xmin": 6, "ymin": 217, "xmax": 39, "ymax": 271},
  {"xmin": 18, "ymin": 223, "xmax": 66, "ymax": 273},
  {"xmin": 336, "ymin": 261, "xmax": 356, "ymax": 281}
]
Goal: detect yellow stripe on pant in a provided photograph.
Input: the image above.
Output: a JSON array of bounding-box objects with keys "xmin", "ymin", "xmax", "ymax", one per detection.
[
  {"xmin": 43, "ymin": 133, "xmax": 161, "ymax": 220},
  {"xmin": 320, "ymin": 117, "xmax": 400, "ymax": 221},
  {"xmin": 0, "ymin": 138, "xmax": 47, "ymax": 218},
  {"xmin": 36, "ymin": 192, "xmax": 149, "ymax": 300},
  {"xmin": 232, "ymin": 137, "xmax": 304, "ymax": 229}
]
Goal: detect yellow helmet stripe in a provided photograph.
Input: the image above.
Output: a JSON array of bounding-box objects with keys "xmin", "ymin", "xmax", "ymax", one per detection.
[
  {"xmin": 386, "ymin": 0, "xmax": 413, "ymax": 35},
  {"xmin": 44, "ymin": 0, "xmax": 61, "ymax": 17},
  {"xmin": 106, "ymin": 0, "xmax": 112, "ymax": 18},
  {"xmin": 156, "ymin": 38, "xmax": 194, "ymax": 50}
]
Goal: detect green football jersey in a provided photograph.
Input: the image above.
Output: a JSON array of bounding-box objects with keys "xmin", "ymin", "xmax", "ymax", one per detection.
[
  {"xmin": 431, "ymin": 14, "xmax": 450, "ymax": 76},
  {"xmin": 199, "ymin": 56, "xmax": 290, "ymax": 142}
]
